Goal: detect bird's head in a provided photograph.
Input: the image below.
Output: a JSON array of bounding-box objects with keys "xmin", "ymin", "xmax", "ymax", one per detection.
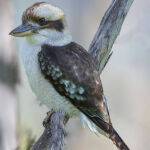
[{"xmin": 10, "ymin": 2, "xmax": 72, "ymax": 46}]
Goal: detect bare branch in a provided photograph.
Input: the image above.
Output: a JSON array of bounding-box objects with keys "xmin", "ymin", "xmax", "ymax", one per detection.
[
  {"xmin": 89, "ymin": 0, "xmax": 134, "ymax": 73},
  {"xmin": 32, "ymin": 111, "xmax": 68, "ymax": 150}
]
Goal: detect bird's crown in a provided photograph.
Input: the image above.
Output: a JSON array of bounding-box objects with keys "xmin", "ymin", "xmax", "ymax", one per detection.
[{"xmin": 22, "ymin": 2, "xmax": 65, "ymax": 23}]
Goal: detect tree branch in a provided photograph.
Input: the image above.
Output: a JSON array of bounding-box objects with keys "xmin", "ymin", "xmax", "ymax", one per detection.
[
  {"xmin": 89, "ymin": 0, "xmax": 134, "ymax": 73},
  {"xmin": 31, "ymin": 0, "xmax": 134, "ymax": 149},
  {"xmin": 31, "ymin": 111, "xmax": 68, "ymax": 150}
]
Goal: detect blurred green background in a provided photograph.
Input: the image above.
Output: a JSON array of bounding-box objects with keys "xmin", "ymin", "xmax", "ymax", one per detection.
[{"xmin": 0, "ymin": 0, "xmax": 150, "ymax": 149}]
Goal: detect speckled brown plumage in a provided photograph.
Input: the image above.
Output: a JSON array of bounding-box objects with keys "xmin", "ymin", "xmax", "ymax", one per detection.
[
  {"xmin": 38, "ymin": 42, "xmax": 112, "ymax": 133},
  {"xmin": 38, "ymin": 42, "xmax": 129, "ymax": 149}
]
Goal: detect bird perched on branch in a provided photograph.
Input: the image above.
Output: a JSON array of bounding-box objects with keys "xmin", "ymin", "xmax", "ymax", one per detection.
[{"xmin": 10, "ymin": 2, "xmax": 129, "ymax": 150}]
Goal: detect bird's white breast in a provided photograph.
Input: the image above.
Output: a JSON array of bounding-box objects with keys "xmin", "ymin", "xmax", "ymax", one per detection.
[{"xmin": 19, "ymin": 40, "xmax": 79, "ymax": 117}]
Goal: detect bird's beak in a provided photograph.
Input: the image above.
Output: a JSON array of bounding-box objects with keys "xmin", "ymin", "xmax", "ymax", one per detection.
[{"xmin": 9, "ymin": 23, "xmax": 39, "ymax": 37}]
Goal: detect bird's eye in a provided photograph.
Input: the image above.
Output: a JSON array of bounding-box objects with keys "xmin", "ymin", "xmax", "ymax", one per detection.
[{"xmin": 39, "ymin": 18, "xmax": 48, "ymax": 26}]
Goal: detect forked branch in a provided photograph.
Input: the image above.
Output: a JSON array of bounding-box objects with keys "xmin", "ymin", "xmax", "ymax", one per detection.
[{"xmin": 32, "ymin": 0, "xmax": 134, "ymax": 149}]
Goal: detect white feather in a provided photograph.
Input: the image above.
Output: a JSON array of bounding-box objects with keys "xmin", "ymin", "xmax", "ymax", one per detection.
[
  {"xmin": 31, "ymin": 3, "xmax": 64, "ymax": 21},
  {"xmin": 80, "ymin": 114, "xmax": 109, "ymax": 137},
  {"xmin": 80, "ymin": 114, "xmax": 99, "ymax": 134},
  {"xmin": 26, "ymin": 28, "xmax": 72, "ymax": 47},
  {"xmin": 19, "ymin": 29, "xmax": 79, "ymax": 117}
]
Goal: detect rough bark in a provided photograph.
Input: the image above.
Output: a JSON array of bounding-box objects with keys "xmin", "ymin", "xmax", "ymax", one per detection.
[
  {"xmin": 89, "ymin": 0, "xmax": 134, "ymax": 73},
  {"xmin": 32, "ymin": 111, "xmax": 68, "ymax": 150},
  {"xmin": 32, "ymin": 0, "xmax": 134, "ymax": 149}
]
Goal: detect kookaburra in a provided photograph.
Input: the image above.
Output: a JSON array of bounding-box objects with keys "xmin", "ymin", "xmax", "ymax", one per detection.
[{"xmin": 10, "ymin": 2, "xmax": 129, "ymax": 150}]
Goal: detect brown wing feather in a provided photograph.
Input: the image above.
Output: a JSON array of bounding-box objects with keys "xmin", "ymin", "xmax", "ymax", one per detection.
[
  {"xmin": 38, "ymin": 42, "xmax": 111, "ymax": 130},
  {"xmin": 38, "ymin": 42, "xmax": 129, "ymax": 149}
]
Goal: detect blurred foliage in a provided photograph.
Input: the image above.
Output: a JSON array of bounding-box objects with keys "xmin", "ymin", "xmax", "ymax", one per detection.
[
  {"xmin": 0, "ymin": 56, "xmax": 19, "ymax": 88},
  {"xmin": 0, "ymin": 123, "xmax": 3, "ymax": 150},
  {"xmin": 16, "ymin": 128, "xmax": 35, "ymax": 150}
]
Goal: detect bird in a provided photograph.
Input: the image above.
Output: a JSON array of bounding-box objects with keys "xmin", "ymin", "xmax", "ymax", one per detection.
[{"xmin": 10, "ymin": 2, "xmax": 129, "ymax": 150}]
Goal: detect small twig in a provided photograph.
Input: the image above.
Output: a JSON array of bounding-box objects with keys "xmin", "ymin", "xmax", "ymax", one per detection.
[{"xmin": 89, "ymin": 0, "xmax": 134, "ymax": 73}]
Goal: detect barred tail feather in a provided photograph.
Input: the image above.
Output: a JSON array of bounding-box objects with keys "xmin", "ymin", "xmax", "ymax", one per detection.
[
  {"xmin": 109, "ymin": 127, "xmax": 129, "ymax": 150},
  {"xmin": 80, "ymin": 114, "xmax": 129, "ymax": 150}
]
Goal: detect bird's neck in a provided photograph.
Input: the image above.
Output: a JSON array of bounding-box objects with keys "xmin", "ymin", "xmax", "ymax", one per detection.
[{"xmin": 26, "ymin": 29, "xmax": 73, "ymax": 47}]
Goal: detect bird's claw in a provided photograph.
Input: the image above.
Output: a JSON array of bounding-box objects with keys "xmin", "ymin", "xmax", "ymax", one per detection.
[{"xmin": 43, "ymin": 110, "xmax": 55, "ymax": 127}]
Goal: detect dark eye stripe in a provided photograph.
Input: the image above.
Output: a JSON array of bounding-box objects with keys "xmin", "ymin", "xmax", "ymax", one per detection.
[
  {"xmin": 22, "ymin": 12, "xmax": 65, "ymax": 32},
  {"xmin": 49, "ymin": 20, "xmax": 64, "ymax": 32},
  {"xmin": 39, "ymin": 19, "xmax": 64, "ymax": 32},
  {"xmin": 38, "ymin": 18, "xmax": 49, "ymax": 26}
]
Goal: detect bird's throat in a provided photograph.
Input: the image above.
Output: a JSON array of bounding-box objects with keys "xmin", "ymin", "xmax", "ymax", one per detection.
[{"xmin": 26, "ymin": 29, "xmax": 72, "ymax": 47}]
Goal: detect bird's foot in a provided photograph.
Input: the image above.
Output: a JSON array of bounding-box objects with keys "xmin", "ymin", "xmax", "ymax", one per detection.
[{"xmin": 43, "ymin": 110, "xmax": 55, "ymax": 127}]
